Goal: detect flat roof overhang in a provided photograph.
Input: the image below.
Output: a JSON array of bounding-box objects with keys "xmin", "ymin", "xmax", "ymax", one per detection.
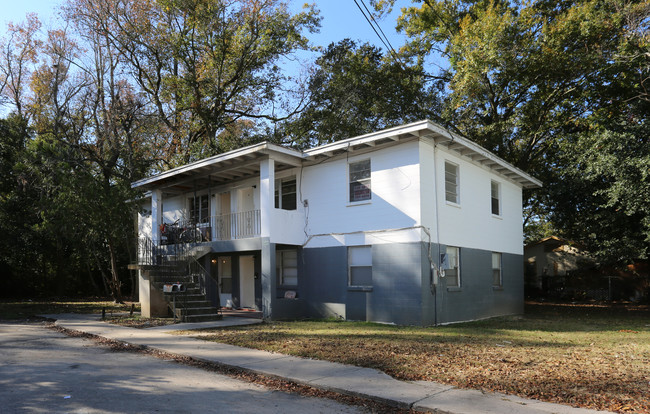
[
  {"xmin": 132, "ymin": 120, "xmax": 542, "ymax": 194},
  {"xmin": 131, "ymin": 142, "xmax": 304, "ymax": 194},
  {"xmin": 303, "ymin": 120, "xmax": 542, "ymax": 189}
]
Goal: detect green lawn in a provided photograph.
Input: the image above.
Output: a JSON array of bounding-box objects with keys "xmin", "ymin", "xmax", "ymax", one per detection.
[{"xmin": 187, "ymin": 302, "xmax": 649, "ymax": 413}]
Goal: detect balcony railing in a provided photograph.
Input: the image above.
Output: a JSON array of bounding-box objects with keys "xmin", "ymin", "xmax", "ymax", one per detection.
[{"xmin": 160, "ymin": 210, "xmax": 261, "ymax": 245}]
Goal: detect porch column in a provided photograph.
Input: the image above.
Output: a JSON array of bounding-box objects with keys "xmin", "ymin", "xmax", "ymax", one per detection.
[
  {"xmin": 259, "ymin": 158, "xmax": 275, "ymax": 238},
  {"xmin": 259, "ymin": 158, "xmax": 275, "ymax": 319},
  {"xmin": 261, "ymin": 238, "xmax": 276, "ymax": 320},
  {"xmin": 151, "ymin": 189, "xmax": 162, "ymax": 245}
]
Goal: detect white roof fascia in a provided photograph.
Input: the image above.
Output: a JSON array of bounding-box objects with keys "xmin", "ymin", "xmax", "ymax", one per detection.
[
  {"xmin": 303, "ymin": 120, "xmax": 541, "ymax": 188},
  {"xmin": 425, "ymin": 121, "xmax": 543, "ymax": 188},
  {"xmin": 132, "ymin": 120, "xmax": 541, "ymax": 190},
  {"xmin": 131, "ymin": 142, "xmax": 304, "ymax": 189},
  {"xmin": 304, "ymin": 120, "xmax": 431, "ymax": 157}
]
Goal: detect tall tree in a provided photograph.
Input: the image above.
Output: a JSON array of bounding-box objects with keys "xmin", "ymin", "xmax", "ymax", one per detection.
[
  {"xmin": 376, "ymin": 0, "xmax": 649, "ymax": 260},
  {"xmin": 0, "ymin": 13, "xmax": 42, "ymax": 119},
  {"xmin": 66, "ymin": 0, "xmax": 320, "ymax": 166},
  {"xmin": 281, "ymin": 39, "xmax": 441, "ymax": 148}
]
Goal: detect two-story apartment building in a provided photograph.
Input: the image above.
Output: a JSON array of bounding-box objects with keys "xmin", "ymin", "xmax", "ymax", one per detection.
[{"xmin": 133, "ymin": 120, "xmax": 542, "ymax": 325}]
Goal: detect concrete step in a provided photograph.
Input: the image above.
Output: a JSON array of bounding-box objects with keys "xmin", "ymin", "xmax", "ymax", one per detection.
[
  {"xmin": 162, "ymin": 292, "xmax": 203, "ymax": 299},
  {"xmin": 174, "ymin": 300, "xmax": 213, "ymax": 308},
  {"xmin": 151, "ymin": 275, "xmax": 195, "ymax": 284},
  {"xmin": 182, "ymin": 313, "xmax": 223, "ymax": 323},
  {"xmin": 176, "ymin": 306, "xmax": 220, "ymax": 316}
]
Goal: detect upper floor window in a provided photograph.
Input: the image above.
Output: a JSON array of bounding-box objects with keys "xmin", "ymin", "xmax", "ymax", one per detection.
[
  {"xmin": 442, "ymin": 246, "xmax": 460, "ymax": 287},
  {"xmin": 491, "ymin": 180, "xmax": 500, "ymax": 215},
  {"xmin": 275, "ymin": 176, "xmax": 297, "ymax": 210},
  {"xmin": 349, "ymin": 159, "xmax": 371, "ymax": 203},
  {"xmin": 189, "ymin": 194, "xmax": 209, "ymax": 223},
  {"xmin": 445, "ymin": 162, "xmax": 459, "ymax": 204}
]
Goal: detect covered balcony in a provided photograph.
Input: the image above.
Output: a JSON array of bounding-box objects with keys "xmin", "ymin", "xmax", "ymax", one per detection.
[
  {"xmin": 132, "ymin": 142, "xmax": 307, "ymax": 248},
  {"xmin": 160, "ymin": 210, "xmax": 261, "ymax": 244}
]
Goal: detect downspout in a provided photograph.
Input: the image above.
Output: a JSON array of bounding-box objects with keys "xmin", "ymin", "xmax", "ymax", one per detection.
[
  {"xmin": 193, "ymin": 181, "xmax": 197, "ymax": 226},
  {"xmin": 432, "ymin": 141, "xmax": 442, "ymax": 326}
]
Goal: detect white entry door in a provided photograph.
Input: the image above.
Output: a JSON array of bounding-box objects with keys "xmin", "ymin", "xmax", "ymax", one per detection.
[{"xmin": 239, "ymin": 255, "xmax": 256, "ymax": 309}]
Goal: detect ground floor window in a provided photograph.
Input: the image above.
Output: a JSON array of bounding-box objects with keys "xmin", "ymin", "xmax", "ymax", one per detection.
[
  {"xmin": 348, "ymin": 245, "xmax": 372, "ymax": 287},
  {"xmin": 276, "ymin": 250, "xmax": 298, "ymax": 286},
  {"xmin": 442, "ymin": 246, "xmax": 460, "ymax": 287},
  {"xmin": 492, "ymin": 252, "xmax": 502, "ymax": 287}
]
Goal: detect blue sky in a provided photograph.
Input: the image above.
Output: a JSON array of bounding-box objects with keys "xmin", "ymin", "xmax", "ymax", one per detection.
[{"xmin": 3, "ymin": 0, "xmax": 413, "ymax": 53}]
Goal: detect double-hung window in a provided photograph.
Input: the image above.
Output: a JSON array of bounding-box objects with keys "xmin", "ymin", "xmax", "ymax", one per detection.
[
  {"xmin": 492, "ymin": 252, "xmax": 502, "ymax": 287},
  {"xmin": 491, "ymin": 181, "xmax": 500, "ymax": 216},
  {"xmin": 275, "ymin": 176, "xmax": 297, "ymax": 210},
  {"xmin": 349, "ymin": 160, "xmax": 371, "ymax": 203},
  {"xmin": 442, "ymin": 246, "xmax": 460, "ymax": 287},
  {"xmin": 276, "ymin": 250, "xmax": 298, "ymax": 286},
  {"xmin": 348, "ymin": 246, "xmax": 372, "ymax": 287},
  {"xmin": 445, "ymin": 162, "xmax": 459, "ymax": 204}
]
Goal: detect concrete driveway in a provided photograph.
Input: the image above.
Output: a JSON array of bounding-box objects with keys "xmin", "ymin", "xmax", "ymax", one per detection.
[{"xmin": 0, "ymin": 323, "xmax": 363, "ymax": 413}]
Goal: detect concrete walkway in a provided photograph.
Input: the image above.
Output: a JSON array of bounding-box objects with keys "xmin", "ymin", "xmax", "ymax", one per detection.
[{"xmin": 46, "ymin": 314, "xmax": 611, "ymax": 414}]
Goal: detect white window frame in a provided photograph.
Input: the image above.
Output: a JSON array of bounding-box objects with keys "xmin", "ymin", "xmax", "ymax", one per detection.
[
  {"xmin": 348, "ymin": 245, "xmax": 372, "ymax": 287},
  {"xmin": 275, "ymin": 176, "xmax": 297, "ymax": 210},
  {"xmin": 276, "ymin": 249, "xmax": 298, "ymax": 286},
  {"xmin": 349, "ymin": 159, "xmax": 372, "ymax": 203},
  {"xmin": 442, "ymin": 246, "xmax": 460, "ymax": 288},
  {"xmin": 491, "ymin": 180, "xmax": 501, "ymax": 216},
  {"xmin": 492, "ymin": 252, "xmax": 502, "ymax": 287},
  {"xmin": 444, "ymin": 161, "xmax": 459, "ymax": 205}
]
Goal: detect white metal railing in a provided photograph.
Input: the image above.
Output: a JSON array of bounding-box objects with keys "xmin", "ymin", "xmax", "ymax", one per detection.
[
  {"xmin": 158, "ymin": 210, "xmax": 260, "ymax": 244},
  {"xmin": 211, "ymin": 210, "xmax": 261, "ymax": 240}
]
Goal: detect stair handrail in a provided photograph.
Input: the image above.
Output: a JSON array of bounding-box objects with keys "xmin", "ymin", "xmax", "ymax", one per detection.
[
  {"xmin": 136, "ymin": 236, "xmax": 193, "ymax": 266},
  {"xmin": 186, "ymin": 250, "xmax": 222, "ymax": 315},
  {"xmin": 135, "ymin": 236, "xmax": 221, "ymax": 319}
]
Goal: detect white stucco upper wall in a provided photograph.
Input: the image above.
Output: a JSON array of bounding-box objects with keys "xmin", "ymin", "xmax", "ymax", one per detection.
[
  {"xmin": 301, "ymin": 140, "xmax": 422, "ymax": 240},
  {"xmin": 426, "ymin": 143, "xmax": 524, "ymax": 255}
]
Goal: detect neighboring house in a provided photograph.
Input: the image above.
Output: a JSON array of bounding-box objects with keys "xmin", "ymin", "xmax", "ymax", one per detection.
[
  {"xmin": 524, "ymin": 236, "xmax": 596, "ymax": 293},
  {"xmin": 132, "ymin": 120, "xmax": 541, "ymax": 325}
]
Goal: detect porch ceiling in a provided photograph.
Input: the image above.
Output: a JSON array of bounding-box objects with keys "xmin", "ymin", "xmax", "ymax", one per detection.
[{"xmin": 131, "ymin": 143, "xmax": 304, "ymax": 194}]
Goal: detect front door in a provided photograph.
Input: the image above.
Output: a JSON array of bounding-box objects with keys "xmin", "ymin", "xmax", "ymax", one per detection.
[
  {"xmin": 217, "ymin": 192, "xmax": 231, "ymax": 240},
  {"xmin": 239, "ymin": 255, "xmax": 256, "ymax": 309},
  {"xmin": 216, "ymin": 256, "xmax": 233, "ymax": 308}
]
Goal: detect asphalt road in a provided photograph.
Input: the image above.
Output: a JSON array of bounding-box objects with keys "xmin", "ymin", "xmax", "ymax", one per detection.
[{"xmin": 0, "ymin": 323, "xmax": 364, "ymax": 413}]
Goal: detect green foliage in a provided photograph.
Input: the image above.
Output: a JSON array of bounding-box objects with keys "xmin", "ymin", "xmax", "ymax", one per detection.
[
  {"xmin": 378, "ymin": 0, "xmax": 649, "ymax": 265},
  {"xmin": 71, "ymin": 0, "xmax": 321, "ymax": 165},
  {"xmin": 280, "ymin": 39, "xmax": 441, "ymax": 148},
  {"xmin": 550, "ymin": 123, "xmax": 650, "ymax": 264}
]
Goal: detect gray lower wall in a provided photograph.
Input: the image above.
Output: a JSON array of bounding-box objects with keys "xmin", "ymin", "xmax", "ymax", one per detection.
[
  {"xmin": 297, "ymin": 242, "xmax": 523, "ymax": 326},
  {"xmin": 209, "ymin": 240, "xmax": 524, "ymax": 325},
  {"xmin": 434, "ymin": 246, "xmax": 524, "ymax": 324},
  {"xmin": 299, "ymin": 243, "xmax": 425, "ymax": 325}
]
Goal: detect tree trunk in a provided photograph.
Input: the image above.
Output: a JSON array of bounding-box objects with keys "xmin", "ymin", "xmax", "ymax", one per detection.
[{"xmin": 108, "ymin": 240, "xmax": 123, "ymax": 303}]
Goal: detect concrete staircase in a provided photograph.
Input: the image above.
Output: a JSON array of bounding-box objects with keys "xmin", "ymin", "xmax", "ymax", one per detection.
[{"xmin": 149, "ymin": 257, "xmax": 222, "ymax": 323}]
